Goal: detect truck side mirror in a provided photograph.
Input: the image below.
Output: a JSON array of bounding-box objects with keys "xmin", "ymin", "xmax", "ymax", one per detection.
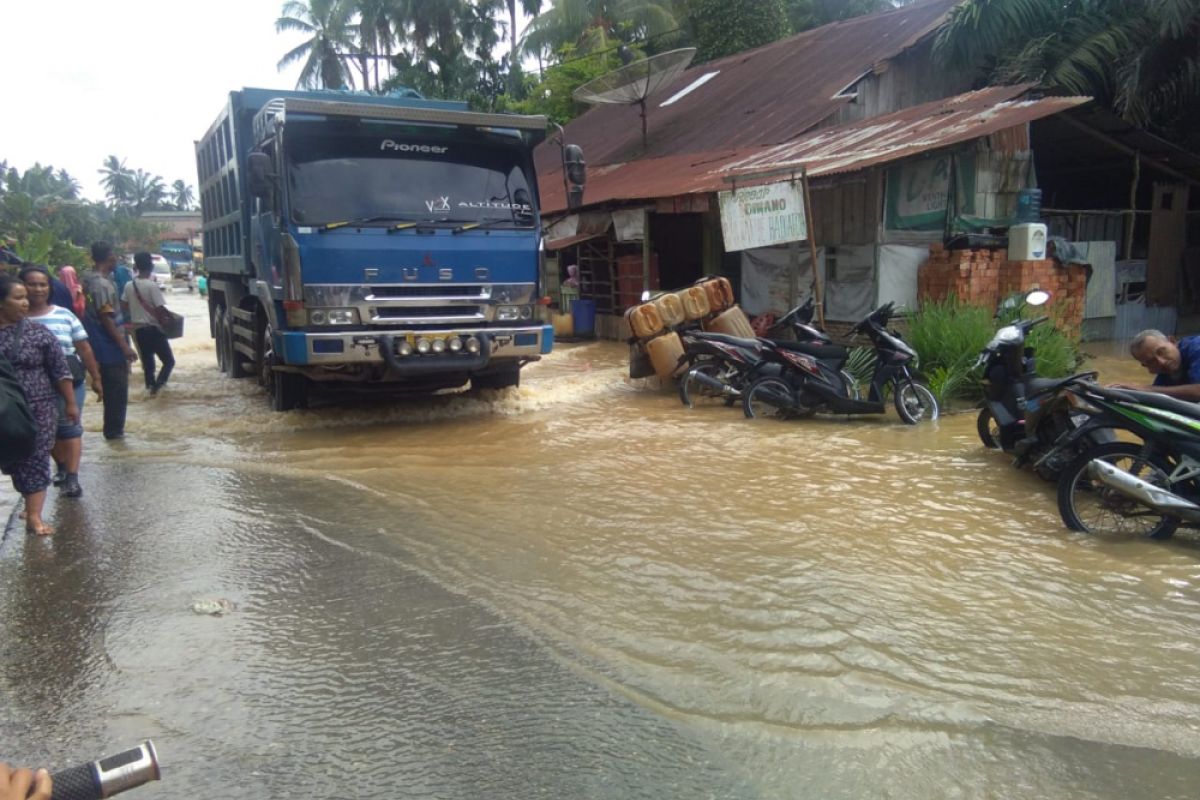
[
  {"xmin": 563, "ymin": 144, "xmax": 586, "ymax": 211},
  {"xmin": 247, "ymin": 151, "xmax": 273, "ymax": 198}
]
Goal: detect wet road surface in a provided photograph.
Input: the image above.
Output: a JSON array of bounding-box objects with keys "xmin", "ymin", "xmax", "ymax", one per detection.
[{"xmin": 2, "ymin": 292, "xmax": 1199, "ymax": 798}]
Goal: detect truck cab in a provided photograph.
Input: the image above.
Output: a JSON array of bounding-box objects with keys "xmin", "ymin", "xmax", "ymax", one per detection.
[{"xmin": 197, "ymin": 89, "xmax": 584, "ymax": 410}]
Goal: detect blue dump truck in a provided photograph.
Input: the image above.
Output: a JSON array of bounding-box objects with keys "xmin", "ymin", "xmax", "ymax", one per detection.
[{"xmin": 196, "ymin": 88, "xmax": 585, "ymax": 410}]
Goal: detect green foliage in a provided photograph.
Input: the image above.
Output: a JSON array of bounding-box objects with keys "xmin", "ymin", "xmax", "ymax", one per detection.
[
  {"xmin": 933, "ymin": 0, "xmax": 1200, "ymax": 150},
  {"xmin": 506, "ymin": 44, "xmax": 627, "ymax": 122},
  {"xmin": 905, "ymin": 296, "xmax": 994, "ymax": 404},
  {"xmin": 844, "ymin": 345, "xmax": 876, "ymax": 390},
  {"xmin": 1, "ymin": 161, "xmax": 171, "ymax": 268},
  {"xmin": 905, "ymin": 293, "xmax": 1083, "ymax": 407},
  {"xmin": 686, "ymin": 0, "xmax": 789, "ymax": 62}
]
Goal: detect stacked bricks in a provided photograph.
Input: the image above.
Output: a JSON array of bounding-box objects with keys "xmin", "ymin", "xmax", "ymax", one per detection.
[
  {"xmin": 918, "ymin": 243, "xmax": 1087, "ymax": 339},
  {"xmin": 917, "ymin": 243, "xmax": 1005, "ymax": 309}
]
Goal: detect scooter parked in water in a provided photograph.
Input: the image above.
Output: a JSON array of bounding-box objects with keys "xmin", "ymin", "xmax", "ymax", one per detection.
[
  {"xmin": 974, "ymin": 289, "xmax": 1110, "ymax": 480},
  {"xmin": 741, "ymin": 301, "xmax": 938, "ymax": 424},
  {"xmin": 677, "ymin": 297, "xmax": 830, "ymax": 408}
]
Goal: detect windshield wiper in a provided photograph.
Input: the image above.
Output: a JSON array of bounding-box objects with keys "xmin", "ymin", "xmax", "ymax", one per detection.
[
  {"xmin": 315, "ymin": 215, "xmax": 409, "ymax": 232},
  {"xmin": 450, "ymin": 217, "xmax": 534, "ymax": 235}
]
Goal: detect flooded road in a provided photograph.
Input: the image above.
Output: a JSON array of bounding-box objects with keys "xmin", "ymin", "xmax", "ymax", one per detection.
[{"xmin": 3, "ymin": 291, "xmax": 1199, "ymax": 798}]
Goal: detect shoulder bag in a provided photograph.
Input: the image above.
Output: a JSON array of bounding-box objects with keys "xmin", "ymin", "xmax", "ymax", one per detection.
[
  {"xmin": 0, "ymin": 321, "xmax": 38, "ymax": 472},
  {"xmin": 132, "ymin": 280, "xmax": 185, "ymax": 339}
]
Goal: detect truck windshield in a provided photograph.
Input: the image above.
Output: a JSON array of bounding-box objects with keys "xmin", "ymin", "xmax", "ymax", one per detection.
[{"xmin": 285, "ymin": 128, "xmax": 537, "ymax": 228}]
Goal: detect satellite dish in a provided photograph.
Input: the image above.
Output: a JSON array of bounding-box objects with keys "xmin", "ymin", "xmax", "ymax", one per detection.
[{"xmin": 573, "ymin": 48, "xmax": 697, "ymax": 148}]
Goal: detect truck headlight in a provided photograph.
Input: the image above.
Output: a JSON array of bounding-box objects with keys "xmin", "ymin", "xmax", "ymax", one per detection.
[
  {"xmin": 416, "ymin": 337, "xmax": 431, "ymax": 354},
  {"xmin": 309, "ymin": 308, "xmax": 359, "ymax": 325},
  {"xmin": 497, "ymin": 305, "xmax": 533, "ymax": 321},
  {"xmin": 431, "ymin": 338, "xmax": 446, "ymax": 354}
]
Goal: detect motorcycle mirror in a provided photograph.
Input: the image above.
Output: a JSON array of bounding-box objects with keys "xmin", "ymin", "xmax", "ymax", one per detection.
[{"xmin": 1025, "ymin": 289, "xmax": 1051, "ymax": 307}]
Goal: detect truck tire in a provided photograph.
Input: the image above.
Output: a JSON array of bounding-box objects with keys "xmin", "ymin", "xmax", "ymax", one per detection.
[
  {"xmin": 470, "ymin": 365, "xmax": 520, "ymax": 391},
  {"xmin": 260, "ymin": 324, "xmax": 307, "ymax": 411}
]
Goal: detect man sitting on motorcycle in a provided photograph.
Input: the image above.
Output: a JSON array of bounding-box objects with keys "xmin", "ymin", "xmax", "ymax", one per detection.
[{"xmin": 1117, "ymin": 329, "xmax": 1200, "ymax": 401}]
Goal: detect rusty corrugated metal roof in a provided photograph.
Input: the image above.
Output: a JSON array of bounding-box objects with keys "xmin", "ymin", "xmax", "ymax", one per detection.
[
  {"xmin": 533, "ymin": 0, "xmax": 961, "ymax": 179},
  {"xmin": 539, "ymin": 87, "xmax": 1091, "ymax": 212}
]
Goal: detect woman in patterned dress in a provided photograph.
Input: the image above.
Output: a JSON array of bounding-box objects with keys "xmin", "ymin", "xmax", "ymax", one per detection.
[{"xmin": 0, "ymin": 274, "xmax": 75, "ymax": 535}]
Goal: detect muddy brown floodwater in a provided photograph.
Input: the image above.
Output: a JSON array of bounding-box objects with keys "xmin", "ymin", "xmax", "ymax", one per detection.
[{"xmin": 2, "ymin": 292, "xmax": 1199, "ymax": 799}]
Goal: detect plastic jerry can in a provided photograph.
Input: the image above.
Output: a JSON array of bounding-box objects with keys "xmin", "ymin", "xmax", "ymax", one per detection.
[
  {"xmin": 703, "ymin": 305, "xmax": 756, "ymax": 339},
  {"xmin": 653, "ymin": 292, "xmax": 686, "ymax": 328},
  {"xmin": 699, "ymin": 277, "xmax": 733, "ymax": 314},
  {"xmin": 645, "ymin": 331, "xmax": 686, "ymax": 378},
  {"xmin": 677, "ymin": 286, "xmax": 711, "ymax": 321},
  {"xmin": 625, "ymin": 303, "xmax": 665, "ymax": 339}
]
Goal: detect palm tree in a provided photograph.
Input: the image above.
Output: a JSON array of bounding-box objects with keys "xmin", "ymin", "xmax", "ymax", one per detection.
[
  {"xmin": 171, "ymin": 180, "xmax": 196, "ymax": 211},
  {"xmin": 933, "ymin": 0, "xmax": 1200, "ymax": 139},
  {"xmin": 276, "ymin": 0, "xmax": 358, "ymax": 90},
  {"xmin": 505, "ymin": 0, "xmax": 542, "ymax": 63},
  {"xmin": 520, "ymin": 0, "xmax": 677, "ymax": 61},
  {"xmin": 355, "ymin": 0, "xmax": 400, "ymax": 92},
  {"xmin": 131, "ymin": 170, "xmax": 167, "ymax": 214},
  {"xmin": 98, "ymin": 155, "xmax": 134, "ymax": 208}
]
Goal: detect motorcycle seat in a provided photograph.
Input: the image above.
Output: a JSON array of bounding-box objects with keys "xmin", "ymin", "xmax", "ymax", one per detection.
[
  {"xmin": 1106, "ymin": 387, "xmax": 1200, "ymax": 420},
  {"xmin": 686, "ymin": 331, "xmax": 760, "ymax": 349},
  {"xmin": 1027, "ymin": 372, "xmax": 1096, "ymax": 396},
  {"xmin": 766, "ymin": 340, "xmax": 848, "ymax": 360}
]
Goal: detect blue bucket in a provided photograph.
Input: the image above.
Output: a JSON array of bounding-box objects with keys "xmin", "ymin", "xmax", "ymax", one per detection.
[
  {"xmin": 1016, "ymin": 188, "xmax": 1042, "ymax": 223},
  {"xmin": 571, "ymin": 298, "xmax": 596, "ymax": 337}
]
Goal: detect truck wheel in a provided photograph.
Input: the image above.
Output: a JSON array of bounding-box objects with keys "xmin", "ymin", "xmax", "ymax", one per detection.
[
  {"xmin": 260, "ymin": 324, "xmax": 307, "ymax": 411},
  {"xmin": 470, "ymin": 365, "xmax": 520, "ymax": 391}
]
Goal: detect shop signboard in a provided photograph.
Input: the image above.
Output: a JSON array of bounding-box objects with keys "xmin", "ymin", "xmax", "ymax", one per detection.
[{"xmin": 718, "ymin": 181, "xmax": 807, "ymax": 252}]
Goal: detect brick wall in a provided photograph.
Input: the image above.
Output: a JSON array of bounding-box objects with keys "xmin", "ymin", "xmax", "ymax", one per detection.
[{"xmin": 918, "ymin": 245, "xmax": 1087, "ymax": 338}]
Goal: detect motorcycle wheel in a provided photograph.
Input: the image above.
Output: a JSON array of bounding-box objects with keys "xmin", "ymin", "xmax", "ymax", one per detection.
[
  {"xmin": 1056, "ymin": 441, "xmax": 1178, "ymax": 540},
  {"xmin": 742, "ymin": 376, "xmax": 798, "ymax": 420},
  {"xmin": 976, "ymin": 408, "xmax": 1001, "ymax": 449},
  {"xmin": 893, "ymin": 381, "xmax": 939, "ymax": 424},
  {"xmin": 679, "ymin": 362, "xmax": 734, "ymax": 408}
]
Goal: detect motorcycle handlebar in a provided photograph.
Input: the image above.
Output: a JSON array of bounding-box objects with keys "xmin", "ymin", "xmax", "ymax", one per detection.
[{"xmin": 50, "ymin": 742, "xmax": 160, "ymax": 800}]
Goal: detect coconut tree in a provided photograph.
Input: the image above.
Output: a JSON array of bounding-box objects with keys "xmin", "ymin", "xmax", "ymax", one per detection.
[
  {"xmin": 520, "ymin": 0, "xmax": 677, "ymax": 60},
  {"xmin": 171, "ymin": 180, "xmax": 195, "ymax": 211},
  {"xmin": 276, "ymin": 0, "xmax": 358, "ymax": 89},
  {"xmin": 130, "ymin": 170, "xmax": 167, "ymax": 214},
  {"xmin": 933, "ymin": 0, "xmax": 1200, "ymax": 142},
  {"xmin": 98, "ymin": 155, "xmax": 134, "ymax": 208},
  {"xmin": 356, "ymin": 0, "xmax": 398, "ymax": 91}
]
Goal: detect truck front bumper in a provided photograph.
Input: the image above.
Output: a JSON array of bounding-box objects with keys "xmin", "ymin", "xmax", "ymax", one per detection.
[{"xmin": 278, "ymin": 324, "xmax": 554, "ymax": 367}]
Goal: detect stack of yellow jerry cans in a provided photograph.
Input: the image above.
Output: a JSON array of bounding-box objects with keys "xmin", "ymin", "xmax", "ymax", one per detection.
[{"xmin": 625, "ymin": 277, "xmax": 754, "ymax": 379}]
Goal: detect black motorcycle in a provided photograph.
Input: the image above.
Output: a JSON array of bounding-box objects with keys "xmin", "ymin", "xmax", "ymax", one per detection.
[
  {"xmin": 974, "ymin": 289, "xmax": 1110, "ymax": 479},
  {"xmin": 740, "ymin": 301, "xmax": 938, "ymax": 424},
  {"xmin": 677, "ymin": 298, "xmax": 829, "ymax": 408}
]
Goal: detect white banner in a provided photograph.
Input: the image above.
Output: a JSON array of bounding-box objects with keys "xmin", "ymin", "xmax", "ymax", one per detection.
[{"xmin": 718, "ymin": 182, "xmax": 808, "ymax": 252}]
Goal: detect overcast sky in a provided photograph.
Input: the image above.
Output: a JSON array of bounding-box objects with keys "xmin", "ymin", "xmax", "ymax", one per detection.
[{"xmin": 4, "ymin": 0, "xmax": 530, "ymax": 204}]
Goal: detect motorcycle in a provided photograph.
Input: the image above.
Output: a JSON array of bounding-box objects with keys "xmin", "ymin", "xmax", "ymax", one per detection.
[
  {"xmin": 1054, "ymin": 384, "xmax": 1200, "ymax": 540},
  {"xmin": 740, "ymin": 301, "xmax": 938, "ymax": 424},
  {"xmin": 974, "ymin": 289, "xmax": 1111, "ymax": 479},
  {"xmin": 677, "ymin": 297, "xmax": 831, "ymax": 408}
]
